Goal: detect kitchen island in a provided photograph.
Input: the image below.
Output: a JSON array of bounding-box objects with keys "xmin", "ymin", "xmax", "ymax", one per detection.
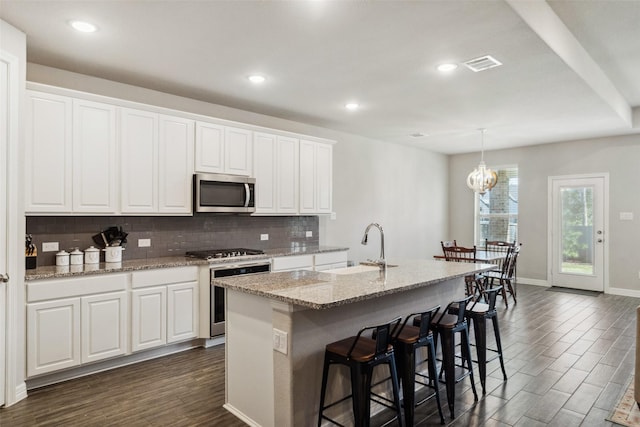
[{"xmin": 214, "ymin": 259, "xmax": 495, "ymax": 427}]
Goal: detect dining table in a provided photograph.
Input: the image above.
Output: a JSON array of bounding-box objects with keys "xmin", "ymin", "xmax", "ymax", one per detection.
[{"xmin": 433, "ymin": 249, "xmax": 507, "ymax": 264}]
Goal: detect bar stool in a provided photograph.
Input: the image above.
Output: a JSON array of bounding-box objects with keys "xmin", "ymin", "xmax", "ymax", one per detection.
[
  {"xmin": 393, "ymin": 306, "xmax": 445, "ymax": 425},
  {"xmin": 466, "ymin": 285, "xmax": 508, "ymax": 394},
  {"xmin": 418, "ymin": 295, "xmax": 478, "ymax": 419},
  {"xmin": 318, "ymin": 318, "xmax": 403, "ymax": 427}
]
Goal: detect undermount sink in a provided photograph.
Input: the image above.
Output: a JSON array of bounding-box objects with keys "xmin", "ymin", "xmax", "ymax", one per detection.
[{"xmin": 323, "ymin": 263, "xmax": 398, "ymax": 275}]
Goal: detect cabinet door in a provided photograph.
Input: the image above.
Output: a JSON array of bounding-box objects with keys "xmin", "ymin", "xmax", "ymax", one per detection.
[
  {"xmin": 120, "ymin": 108, "xmax": 158, "ymax": 213},
  {"xmin": 253, "ymin": 132, "xmax": 277, "ymax": 213},
  {"xmin": 195, "ymin": 121, "xmax": 224, "ymax": 173},
  {"xmin": 81, "ymin": 292, "xmax": 127, "ymax": 364},
  {"xmin": 27, "ymin": 298, "xmax": 81, "ymax": 377},
  {"xmin": 315, "ymin": 143, "xmax": 333, "ymax": 214},
  {"xmin": 159, "ymin": 115, "xmax": 194, "ymax": 214},
  {"xmin": 167, "ymin": 282, "xmax": 198, "ymax": 343},
  {"xmin": 73, "ymin": 99, "xmax": 118, "ymax": 213},
  {"xmin": 299, "ymin": 140, "xmax": 333, "ymax": 214},
  {"xmin": 299, "ymin": 140, "xmax": 317, "ymax": 213},
  {"xmin": 276, "ymin": 136, "xmax": 299, "ymax": 214},
  {"xmin": 131, "ymin": 287, "xmax": 167, "ymax": 352},
  {"xmin": 225, "ymin": 126, "xmax": 252, "ymax": 176},
  {"xmin": 25, "ymin": 91, "xmax": 72, "ymax": 213}
]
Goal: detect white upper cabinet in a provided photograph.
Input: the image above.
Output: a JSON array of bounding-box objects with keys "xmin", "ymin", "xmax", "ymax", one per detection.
[
  {"xmin": 72, "ymin": 99, "xmax": 118, "ymax": 213},
  {"xmin": 253, "ymin": 132, "xmax": 277, "ymax": 212},
  {"xmin": 120, "ymin": 107, "xmax": 158, "ymax": 213},
  {"xmin": 300, "ymin": 140, "xmax": 333, "ymax": 214},
  {"xmin": 194, "ymin": 121, "xmax": 224, "ymax": 173},
  {"xmin": 277, "ymin": 136, "xmax": 300, "ymax": 214},
  {"xmin": 195, "ymin": 122, "xmax": 252, "ymax": 176},
  {"xmin": 158, "ymin": 115, "xmax": 194, "ymax": 214},
  {"xmin": 253, "ymin": 133, "xmax": 299, "ymax": 214},
  {"xmin": 225, "ymin": 126, "xmax": 253, "ymax": 176},
  {"xmin": 26, "ymin": 91, "xmax": 73, "ymax": 212},
  {"xmin": 121, "ymin": 109, "xmax": 194, "ymax": 214}
]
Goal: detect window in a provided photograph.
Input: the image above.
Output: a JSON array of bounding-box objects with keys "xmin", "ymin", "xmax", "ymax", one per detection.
[{"xmin": 475, "ymin": 167, "xmax": 518, "ymax": 245}]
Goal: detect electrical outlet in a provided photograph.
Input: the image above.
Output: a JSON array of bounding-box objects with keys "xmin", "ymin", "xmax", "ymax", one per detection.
[
  {"xmin": 138, "ymin": 238, "xmax": 151, "ymax": 247},
  {"xmin": 273, "ymin": 328, "xmax": 288, "ymax": 354},
  {"xmin": 42, "ymin": 242, "xmax": 59, "ymax": 252},
  {"xmin": 305, "ymin": 231, "xmax": 313, "ymax": 238},
  {"xmin": 261, "ymin": 234, "xmax": 269, "ymax": 241},
  {"xmin": 330, "ymin": 212, "xmax": 337, "ymax": 220}
]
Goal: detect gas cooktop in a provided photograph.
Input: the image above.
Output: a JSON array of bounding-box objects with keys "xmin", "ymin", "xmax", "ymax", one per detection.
[{"xmin": 185, "ymin": 248, "xmax": 264, "ymax": 260}]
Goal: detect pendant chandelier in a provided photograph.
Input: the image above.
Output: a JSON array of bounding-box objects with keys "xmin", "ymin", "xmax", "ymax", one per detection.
[{"xmin": 466, "ymin": 129, "xmax": 498, "ymax": 194}]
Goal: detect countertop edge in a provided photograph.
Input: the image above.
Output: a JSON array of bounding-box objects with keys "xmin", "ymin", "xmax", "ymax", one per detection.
[
  {"xmin": 25, "ymin": 246, "xmax": 349, "ymax": 281},
  {"xmin": 216, "ymin": 263, "xmax": 495, "ymax": 310}
]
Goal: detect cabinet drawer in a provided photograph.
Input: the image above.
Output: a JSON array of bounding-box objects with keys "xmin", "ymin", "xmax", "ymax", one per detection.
[
  {"xmin": 271, "ymin": 255, "xmax": 313, "ymax": 272},
  {"xmin": 132, "ymin": 266, "xmax": 199, "ymax": 288},
  {"xmin": 315, "ymin": 251, "xmax": 348, "ymax": 267},
  {"xmin": 27, "ymin": 274, "xmax": 128, "ymax": 302}
]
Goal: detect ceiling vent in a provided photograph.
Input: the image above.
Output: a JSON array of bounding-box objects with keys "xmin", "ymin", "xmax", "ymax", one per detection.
[{"xmin": 463, "ymin": 55, "xmax": 502, "ymax": 72}]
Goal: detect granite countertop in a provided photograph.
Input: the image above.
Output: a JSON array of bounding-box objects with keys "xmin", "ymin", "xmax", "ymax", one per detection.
[
  {"xmin": 213, "ymin": 259, "xmax": 496, "ymax": 309},
  {"xmin": 25, "ymin": 245, "xmax": 349, "ymax": 281}
]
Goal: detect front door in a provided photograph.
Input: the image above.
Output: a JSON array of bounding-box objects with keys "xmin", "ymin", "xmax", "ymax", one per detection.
[{"xmin": 549, "ymin": 175, "xmax": 607, "ymax": 291}]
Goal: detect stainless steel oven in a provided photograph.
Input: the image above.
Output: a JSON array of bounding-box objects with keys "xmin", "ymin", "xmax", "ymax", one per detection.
[{"xmin": 209, "ymin": 260, "xmax": 271, "ymax": 336}]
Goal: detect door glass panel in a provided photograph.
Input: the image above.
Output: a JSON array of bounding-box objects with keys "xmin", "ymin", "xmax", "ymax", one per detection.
[{"xmin": 560, "ymin": 186, "xmax": 594, "ymax": 275}]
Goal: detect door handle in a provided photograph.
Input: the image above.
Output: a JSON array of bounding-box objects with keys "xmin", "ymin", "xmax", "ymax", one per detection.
[{"xmin": 0, "ymin": 273, "xmax": 8, "ymax": 283}]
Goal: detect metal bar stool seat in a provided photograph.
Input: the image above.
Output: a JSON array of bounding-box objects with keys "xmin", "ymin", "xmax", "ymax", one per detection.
[
  {"xmin": 393, "ymin": 306, "xmax": 445, "ymax": 425},
  {"xmin": 318, "ymin": 318, "xmax": 404, "ymax": 427}
]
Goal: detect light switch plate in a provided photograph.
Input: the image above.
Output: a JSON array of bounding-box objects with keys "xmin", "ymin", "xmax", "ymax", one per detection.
[
  {"xmin": 620, "ymin": 212, "xmax": 634, "ymax": 221},
  {"xmin": 42, "ymin": 242, "xmax": 59, "ymax": 252},
  {"xmin": 261, "ymin": 234, "xmax": 269, "ymax": 241},
  {"xmin": 273, "ymin": 328, "xmax": 288, "ymax": 354},
  {"xmin": 305, "ymin": 231, "xmax": 313, "ymax": 237}
]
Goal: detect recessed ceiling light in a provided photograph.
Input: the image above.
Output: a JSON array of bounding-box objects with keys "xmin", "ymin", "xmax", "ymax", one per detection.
[
  {"xmin": 345, "ymin": 102, "xmax": 359, "ymax": 111},
  {"xmin": 248, "ymin": 75, "xmax": 266, "ymax": 84},
  {"xmin": 410, "ymin": 133, "xmax": 428, "ymax": 138},
  {"xmin": 437, "ymin": 63, "xmax": 458, "ymax": 72},
  {"xmin": 69, "ymin": 20, "xmax": 97, "ymax": 33}
]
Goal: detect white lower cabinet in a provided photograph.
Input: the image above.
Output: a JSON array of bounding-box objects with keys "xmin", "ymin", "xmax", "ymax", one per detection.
[
  {"xmin": 27, "ymin": 274, "xmax": 129, "ymax": 377},
  {"xmin": 131, "ymin": 267, "xmax": 199, "ymax": 352},
  {"xmin": 131, "ymin": 286, "xmax": 167, "ymax": 352},
  {"xmin": 271, "ymin": 251, "xmax": 348, "ymax": 272},
  {"xmin": 81, "ymin": 292, "xmax": 127, "ymax": 364},
  {"xmin": 314, "ymin": 251, "xmax": 348, "ymax": 271},
  {"xmin": 27, "ymin": 298, "xmax": 81, "ymax": 377}
]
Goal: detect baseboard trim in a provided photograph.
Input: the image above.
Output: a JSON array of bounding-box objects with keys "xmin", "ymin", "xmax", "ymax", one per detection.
[
  {"xmin": 223, "ymin": 403, "xmax": 261, "ymax": 427},
  {"xmin": 607, "ymin": 287, "xmax": 640, "ymax": 298},
  {"xmin": 518, "ymin": 277, "xmax": 549, "ymax": 287}
]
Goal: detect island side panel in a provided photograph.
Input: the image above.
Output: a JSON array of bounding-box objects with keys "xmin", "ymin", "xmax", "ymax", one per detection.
[
  {"xmin": 225, "ymin": 290, "xmax": 275, "ymax": 427},
  {"xmin": 279, "ymin": 276, "xmax": 465, "ymax": 426}
]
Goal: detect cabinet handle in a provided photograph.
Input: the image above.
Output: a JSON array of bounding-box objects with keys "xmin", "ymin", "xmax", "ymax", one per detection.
[{"xmin": 0, "ymin": 273, "xmax": 8, "ymax": 283}]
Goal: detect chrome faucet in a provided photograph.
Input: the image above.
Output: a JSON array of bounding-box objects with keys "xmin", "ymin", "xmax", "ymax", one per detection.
[{"xmin": 361, "ymin": 223, "xmax": 386, "ymax": 270}]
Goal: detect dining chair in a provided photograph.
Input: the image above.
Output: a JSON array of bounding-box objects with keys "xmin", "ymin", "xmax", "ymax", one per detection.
[{"xmin": 442, "ymin": 245, "xmax": 482, "ymax": 296}]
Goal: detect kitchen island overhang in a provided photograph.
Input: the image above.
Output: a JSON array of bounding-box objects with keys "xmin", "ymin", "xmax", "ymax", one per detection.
[{"xmin": 214, "ymin": 260, "xmax": 495, "ymax": 427}]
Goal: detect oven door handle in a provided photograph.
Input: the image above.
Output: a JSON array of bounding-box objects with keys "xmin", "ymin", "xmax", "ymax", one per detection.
[{"xmin": 211, "ymin": 262, "xmax": 271, "ymax": 271}]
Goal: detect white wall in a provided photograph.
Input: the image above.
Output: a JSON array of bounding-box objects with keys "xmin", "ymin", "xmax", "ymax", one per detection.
[
  {"xmin": 449, "ymin": 134, "xmax": 640, "ymax": 292},
  {"xmin": 1, "ymin": 18, "xmax": 27, "ymax": 406},
  {"xmin": 27, "ymin": 63, "xmax": 449, "ymax": 264}
]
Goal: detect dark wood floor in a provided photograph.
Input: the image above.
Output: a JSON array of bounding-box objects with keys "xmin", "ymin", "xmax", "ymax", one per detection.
[{"xmin": 1, "ymin": 283, "xmax": 637, "ymax": 426}]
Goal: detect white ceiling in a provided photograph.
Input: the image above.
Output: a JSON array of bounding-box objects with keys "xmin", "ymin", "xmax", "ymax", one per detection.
[{"xmin": 1, "ymin": 0, "xmax": 639, "ymax": 154}]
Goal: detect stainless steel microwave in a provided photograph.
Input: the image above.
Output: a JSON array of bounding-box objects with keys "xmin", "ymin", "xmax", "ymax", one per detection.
[{"xmin": 194, "ymin": 173, "xmax": 256, "ymax": 213}]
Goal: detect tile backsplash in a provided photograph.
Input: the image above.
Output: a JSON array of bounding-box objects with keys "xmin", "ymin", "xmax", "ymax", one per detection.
[{"xmin": 27, "ymin": 215, "xmax": 319, "ymax": 266}]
